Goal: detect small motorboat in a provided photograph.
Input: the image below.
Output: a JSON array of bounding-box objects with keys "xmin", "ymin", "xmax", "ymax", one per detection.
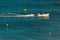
[
  {"xmin": 37, "ymin": 13, "xmax": 49, "ymax": 19},
  {"xmin": 0, "ymin": 13, "xmax": 49, "ymax": 19}
]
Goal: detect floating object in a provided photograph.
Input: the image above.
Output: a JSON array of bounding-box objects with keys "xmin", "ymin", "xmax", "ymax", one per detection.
[
  {"xmin": 37, "ymin": 13, "xmax": 49, "ymax": 19},
  {"xmin": 6, "ymin": 23, "xmax": 8, "ymax": 27},
  {"xmin": 24, "ymin": 8, "xmax": 27, "ymax": 13},
  {"xmin": 0, "ymin": 13, "xmax": 49, "ymax": 19},
  {"xmin": 48, "ymin": 32, "xmax": 52, "ymax": 36}
]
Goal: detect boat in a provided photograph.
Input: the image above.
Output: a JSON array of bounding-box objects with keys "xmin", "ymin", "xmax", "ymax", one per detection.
[
  {"xmin": 37, "ymin": 13, "xmax": 49, "ymax": 18},
  {"xmin": 0, "ymin": 13, "xmax": 49, "ymax": 19}
]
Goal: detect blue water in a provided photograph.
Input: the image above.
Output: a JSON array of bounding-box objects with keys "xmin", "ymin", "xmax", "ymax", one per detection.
[{"xmin": 0, "ymin": 0, "xmax": 60, "ymax": 40}]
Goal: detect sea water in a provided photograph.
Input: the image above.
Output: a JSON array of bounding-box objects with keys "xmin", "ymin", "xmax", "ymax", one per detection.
[{"xmin": 0, "ymin": 0, "xmax": 60, "ymax": 40}]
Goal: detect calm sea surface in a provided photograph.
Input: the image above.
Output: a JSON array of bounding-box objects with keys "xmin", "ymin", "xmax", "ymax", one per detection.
[{"xmin": 0, "ymin": 0, "xmax": 60, "ymax": 40}]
